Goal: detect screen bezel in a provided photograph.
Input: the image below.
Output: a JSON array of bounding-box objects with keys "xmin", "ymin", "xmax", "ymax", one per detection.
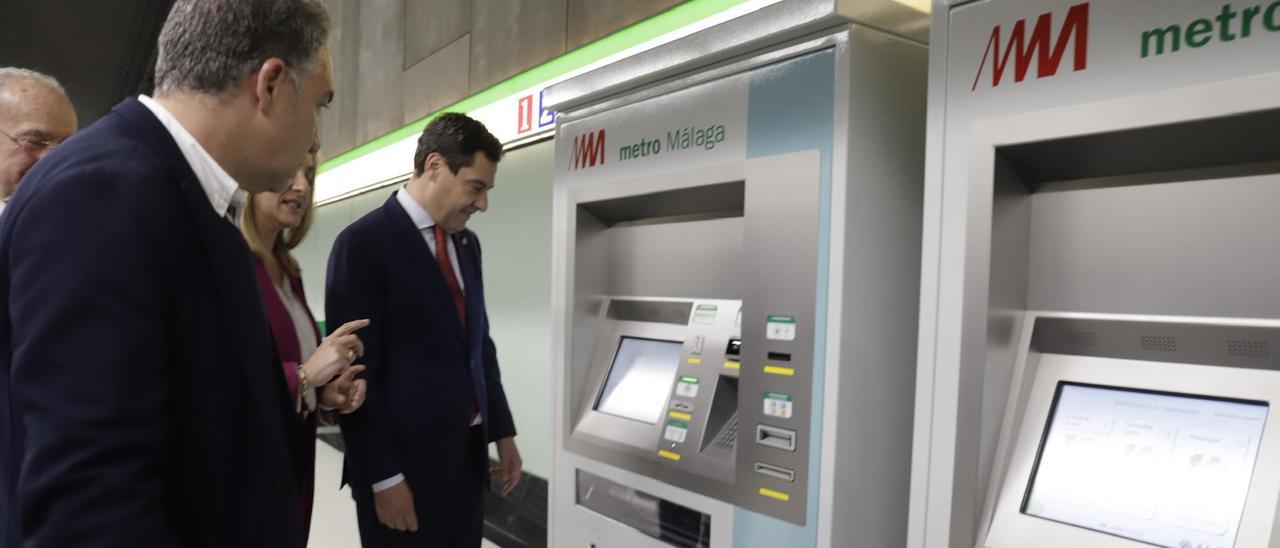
[
  {"xmin": 1019, "ymin": 381, "xmax": 1268, "ymax": 547},
  {"xmin": 593, "ymin": 335, "xmax": 685, "ymax": 425},
  {"xmin": 985, "ymin": 353, "xmax": 1280, "ymax": 548}
]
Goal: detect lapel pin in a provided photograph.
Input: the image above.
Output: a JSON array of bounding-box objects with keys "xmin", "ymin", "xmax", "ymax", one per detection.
[{"xmin": 461, "ymin": 236, "xmax": 469, "ymax": 246}]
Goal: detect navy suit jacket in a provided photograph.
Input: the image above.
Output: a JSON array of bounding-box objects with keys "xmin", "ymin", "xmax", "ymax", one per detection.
[
  {"xmin": 0, "ymin": 98, "xmax": 305, "ymax": 548},
  {"xmin": 326, "ymin": 193, "xmax": 517, "ymax": 493}
]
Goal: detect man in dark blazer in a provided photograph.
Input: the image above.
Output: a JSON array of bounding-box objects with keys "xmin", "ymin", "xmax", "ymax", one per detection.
[
  {"xmin": 327, "ymin": 113, "xmax": 522, "ymax": 547},
  {"xmin": 0, "ymin": 1, "xmax": 340, "ymax": 546}
]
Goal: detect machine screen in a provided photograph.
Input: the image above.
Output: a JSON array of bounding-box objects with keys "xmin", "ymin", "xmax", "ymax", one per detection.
[
  {"xmin": 1023, "ymin": 383, "xmax": 1268, "ymax": 548},
  {"xmin": 595, "ymin": 337, "xmax": 683, "ymax": 424}
]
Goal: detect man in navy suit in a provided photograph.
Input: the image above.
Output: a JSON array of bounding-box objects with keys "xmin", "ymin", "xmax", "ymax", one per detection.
[
  {"xmin": 327, "ymin": 113, "xmax": 521, "ymax": 547},
  {"xmin": 0, "ymin": 1, "xmax": 339, "ymax": 546}
]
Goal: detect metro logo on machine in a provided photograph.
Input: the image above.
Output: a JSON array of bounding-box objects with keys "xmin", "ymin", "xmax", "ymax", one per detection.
[
  {"xmin": 971, "ymin": 2, "xmax": 1090, "ymax": 91},
  {"xmin": 570, "ymin": 129, "xmax": 607, "ymax": 170}
]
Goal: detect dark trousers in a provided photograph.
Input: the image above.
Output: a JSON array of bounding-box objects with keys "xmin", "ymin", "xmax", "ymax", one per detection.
[{"xmin": 352, "ymin": 427, "xmax": 486, "ymax": 547}]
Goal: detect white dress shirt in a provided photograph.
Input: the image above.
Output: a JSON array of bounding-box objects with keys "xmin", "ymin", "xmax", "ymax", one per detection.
[
  {"xmin": 395, "ymin": 185, "xmax": 464, "ymax": 289},
  {"xmin": 138, "ymin": 95, "xmax": 247, "ymax": 222},
  {"xmin": 374, "ymin": 187, "xmax": 480, "ymax": 494}
]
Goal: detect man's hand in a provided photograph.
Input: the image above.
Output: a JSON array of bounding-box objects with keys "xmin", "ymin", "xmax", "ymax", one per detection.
[
  {"xmin": 374, "ymin": 480, "xmax": 417, "ymax": 532},
  {"xmin": 490, "ymin": 436, "xmax": 522, "ymax": 496}
]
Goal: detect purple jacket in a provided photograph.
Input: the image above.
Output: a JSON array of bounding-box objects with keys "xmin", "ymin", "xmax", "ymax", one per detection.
[{"xmin": 252, "ymin": 255, "xmax": 321, "ymax": 546}]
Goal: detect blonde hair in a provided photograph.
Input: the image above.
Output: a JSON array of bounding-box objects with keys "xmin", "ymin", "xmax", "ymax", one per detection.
[{"xmin": 240, "ymin": 148, "xmax": 317, "ymax": 279}]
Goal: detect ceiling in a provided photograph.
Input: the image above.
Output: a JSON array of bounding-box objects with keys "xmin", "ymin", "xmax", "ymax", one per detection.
[{"xmin": 0, "ymin": 0, "xmax": 175, "ymax": 125}]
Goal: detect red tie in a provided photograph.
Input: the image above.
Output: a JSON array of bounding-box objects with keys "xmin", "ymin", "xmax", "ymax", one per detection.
[
  {"xmin": 435, "ymin": 226, "xmax": 479, "ymax": 425},
  {"xmin": 433, "ymin": 225, "xmax": 466, "ymax": 330}
]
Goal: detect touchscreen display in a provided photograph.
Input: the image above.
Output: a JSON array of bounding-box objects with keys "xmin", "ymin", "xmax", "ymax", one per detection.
[
  {"xmin": 595, "ymin": 337, "xmax": 683, "ymax": 424},
  {"xmin": 1023, "ymin": 383, "xmax": 1268, "ymax": 548}
]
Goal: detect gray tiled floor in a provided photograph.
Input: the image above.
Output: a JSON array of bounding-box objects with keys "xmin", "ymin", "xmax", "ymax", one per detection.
[{"xmin": 307, "ymin": 441, "xmax": 500, "ymax": 548}]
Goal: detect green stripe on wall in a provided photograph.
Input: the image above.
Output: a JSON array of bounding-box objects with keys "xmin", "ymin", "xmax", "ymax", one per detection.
[{"xmin": 319, "ymin": 0, "xmax": 750, "ymax": 175}]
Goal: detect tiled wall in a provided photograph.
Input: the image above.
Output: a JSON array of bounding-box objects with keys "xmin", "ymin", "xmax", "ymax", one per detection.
[{"xmin": 318, "ymin": 0, "xmax": 684, "ymax": 161}]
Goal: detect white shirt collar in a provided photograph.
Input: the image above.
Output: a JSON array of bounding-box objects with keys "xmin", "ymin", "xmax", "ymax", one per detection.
[
  {"xmin": 395, "ymin": 185, "xmax": 439, "ymax": 231},
  {"xmin": 137, "ymin": 95, "xmax": 247, "ymax": 221}
]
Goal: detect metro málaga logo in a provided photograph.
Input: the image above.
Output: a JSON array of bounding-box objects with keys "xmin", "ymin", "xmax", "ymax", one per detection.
[
  {"xmin": 570, "ymin": 129, "xmax": 606, "ymax": 170},
  {"xmin": 971, "ymin": 2, "xmax": 1090, "ymax": 91}
]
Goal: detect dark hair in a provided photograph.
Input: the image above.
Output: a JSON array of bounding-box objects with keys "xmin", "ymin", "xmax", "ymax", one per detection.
[
  {"xmin": 154, "ymin": 0, "xmax": 331, "ymax": 95},
  {"xmin": 412, "ymin": 113, "xmax": 503, "ymax": 176}
]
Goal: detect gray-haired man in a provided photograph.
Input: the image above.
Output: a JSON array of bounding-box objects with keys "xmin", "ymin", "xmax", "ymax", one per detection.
[
  {"xmin": 0, "ymin": 1, "xmax": 335, "ymax": 546},
  {"xmin": 0, "ymin": 68, "xmax": 76, "ymax": 216}
]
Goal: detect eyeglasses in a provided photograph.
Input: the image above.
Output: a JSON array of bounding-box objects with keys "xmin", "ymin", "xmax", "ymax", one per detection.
[{"xmin": 0, "ymin": 128, "xmax": 59, "ymax": 154}]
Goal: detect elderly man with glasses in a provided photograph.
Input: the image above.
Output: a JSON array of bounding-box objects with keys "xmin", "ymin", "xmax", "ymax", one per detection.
[{"xmin": 0, "ymin": 68, "xmax": 76, "ymax": 216}]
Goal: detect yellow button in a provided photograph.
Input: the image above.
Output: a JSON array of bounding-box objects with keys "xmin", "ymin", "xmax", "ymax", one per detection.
[
  {"xmin": 723, "ymin": 361, "xmax": 740, "ymax": 369},
  {"xmin": 658, "ymin": 450, "xmax": 682, "ymax": 461},
  {"xmin": 687, "ymin": 357, "xmax": 703, "ymax": 364},
  {"xmin": 758, "ymin": 487, "xmax": 791, "ymax": 501},
  {"xmin": 763, "ymin": 365, "xmax": 795, "ymax": 376},
  {"xmin": 668, "ymin": 411, "xmax": 693, "ymax": 421}
]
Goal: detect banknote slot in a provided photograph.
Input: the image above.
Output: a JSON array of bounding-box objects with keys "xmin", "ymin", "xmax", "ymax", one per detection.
[{"xmin": 755, "ymin": 424, "xmax": 796, "ymax": 452}]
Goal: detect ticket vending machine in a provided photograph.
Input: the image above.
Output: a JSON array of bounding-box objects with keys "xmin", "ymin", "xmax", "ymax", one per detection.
[
  {"xmin": 544, "ymin": 1, "xmax": 928, "ymax": 546},
  {"xmin": 910, "ymin": 2, "xmax": 1280, "ymax": 548}
]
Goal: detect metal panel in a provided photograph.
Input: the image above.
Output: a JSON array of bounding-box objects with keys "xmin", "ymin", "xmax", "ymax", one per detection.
[
  {"xmin": 470, "ymin": 0, "xmax": 567, "ymax": 93},
  {"xmin": 828, "ymin": 24, "xmax": 927, "ymax": 548},
  {"xmin": 1032, "ymin": 317, "xmax": 1280, "ymax": 372},
  {"xmin": 403, "ymin": 0, "xmax": 470, "ymax": 68},
  {"xmin": 402, "ymin": 34, "xmax": 471, "ymax": 124},
  {"xmin": 566, "ymin": 0, "xmax": 684, "ymax": 50},
  {"xmin": 356, "ymin": 0, "xmax": 406, "ymax": 144},
  {"xmin": 835, "ymin": 0, "xmax": 930, "ymax": 42},
  {"xmin": 1001, "ymin": 109, "xmax": 1280, "ymax": 186},
  {"xmin": 544, "ymin": 0, "xmax": 839, "ymax": 112},
  {"xmin": 733, "ymin": 150, "xmax": 821, "ymax": 525},
  {"xmin": 543, "ymin": 0, "xmax": 929, "ymax": 112},
  {"xmin": 320, "ymin": 0, "xmax": 361, "ymax": 158},
  {"xmin": 1028, "ymin": 174, "xmax": 1280, "ymax": 319},
  {"xmin": 604, "ymin": 218, "xmax": 744, "ymax": 301}
]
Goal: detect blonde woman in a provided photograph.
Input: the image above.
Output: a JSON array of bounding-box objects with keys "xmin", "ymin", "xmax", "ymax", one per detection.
[{"xmin": 240, "ymin": 145, "xmax": 368, "ymax": 545}]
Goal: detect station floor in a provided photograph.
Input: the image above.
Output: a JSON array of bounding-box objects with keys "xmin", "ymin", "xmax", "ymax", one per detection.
[{"xmin": 309, "ymin": 439, "xmax": 502, "ymax": 548}]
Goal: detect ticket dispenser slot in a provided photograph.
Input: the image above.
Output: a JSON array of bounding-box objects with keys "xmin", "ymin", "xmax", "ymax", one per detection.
[{"xmin": 753, "ymin": 462, "xmax": 796, "ymax": 483}]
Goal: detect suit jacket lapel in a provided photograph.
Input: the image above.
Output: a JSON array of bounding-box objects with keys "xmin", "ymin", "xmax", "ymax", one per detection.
[
  {"xmin": 380, "ymin": 194, "xmax": 466, "ymax": 345},
  {"xmin": 452, "ymin": 230, "xmax": 489, "ymax": 412},
  {"xmin": 175, "ymin": 174, "xmax": 298, "ymax": 471},
  {"xmin": 453, "ymin": 231, "xmax": 483, "ymax": 349}
]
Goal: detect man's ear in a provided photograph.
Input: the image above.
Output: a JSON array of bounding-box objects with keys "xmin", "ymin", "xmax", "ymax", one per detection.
[
  {"xmin": 424, "ymin": 153, "xmax": 444, "ymax": 181},
  {"xmin": 251, "ymin": 58, "xmax": 290, "ymax": 115}
]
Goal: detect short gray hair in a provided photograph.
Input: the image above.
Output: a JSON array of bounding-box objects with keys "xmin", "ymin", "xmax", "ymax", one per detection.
[
  {"xmin": 0, "ymin": 68, "xmax": 69, "ymax": 98},
  {"xmin": 153, "ymin": 0, "xmax": 331, "ymax": 96}
]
